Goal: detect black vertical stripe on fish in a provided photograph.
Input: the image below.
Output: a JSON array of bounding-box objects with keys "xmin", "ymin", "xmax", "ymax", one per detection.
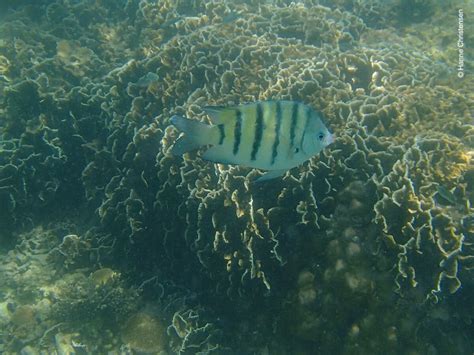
[
  {"xmin": 299, "ymin": 105, "xmax": 311, "ymax": 148},
  {"xmin": 271, "ymin": 101, "xmax": 282, "ymax": 165},
  {"xmin": 218, "ymin": 124, "xmax": 225, "ymax": 145},
  {"xmin": 233, "ymin": 109, "xmax": 242, "ymax": 155},
  {"xmin": 290, "ymin": 102, "xmax": 298, "ymax": 149},
  {"xmin": 251, "ymin": 102, "xmax": 264, "ymax": 161}
]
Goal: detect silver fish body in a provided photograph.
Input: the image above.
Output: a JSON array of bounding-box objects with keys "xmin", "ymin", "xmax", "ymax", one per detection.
[{"xmin": 171, "ymin": 100, "xmax": 333, "ymax": 181}]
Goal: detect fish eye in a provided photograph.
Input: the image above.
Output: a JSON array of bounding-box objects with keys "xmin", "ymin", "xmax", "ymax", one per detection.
[{"xmin": 318, "ymin": 132, "xmax": 325, "ymax": 141}]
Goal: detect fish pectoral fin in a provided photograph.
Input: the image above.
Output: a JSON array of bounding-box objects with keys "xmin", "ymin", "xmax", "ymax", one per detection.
[
  {"xmin": 202, "ymin": 146, "xmax": 237, "ymax": 165},
  {"xmin": 254, "ymin": 169, "xmax": 287, "ymax": 183}
]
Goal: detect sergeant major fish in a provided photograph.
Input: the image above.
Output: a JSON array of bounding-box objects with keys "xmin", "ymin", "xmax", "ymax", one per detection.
[{"xmin": 170, "ymin": 100, "xmax": 334, "ymax": 182}]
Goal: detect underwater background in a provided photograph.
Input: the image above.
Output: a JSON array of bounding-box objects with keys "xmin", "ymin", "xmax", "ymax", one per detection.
[{"xmin": 0, "ymin": 0, "xmax": 473, "ymax": 354}]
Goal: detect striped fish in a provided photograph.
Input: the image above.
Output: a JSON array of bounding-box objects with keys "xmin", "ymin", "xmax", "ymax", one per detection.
[{"xmin": 170, "ymin": 100, "xmax": 334, "ymax": 182}]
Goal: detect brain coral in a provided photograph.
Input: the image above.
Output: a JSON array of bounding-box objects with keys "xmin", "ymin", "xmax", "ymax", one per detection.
[{"xmin": 0, "ymin": 0, "xmax": 472, "ymax": 353}]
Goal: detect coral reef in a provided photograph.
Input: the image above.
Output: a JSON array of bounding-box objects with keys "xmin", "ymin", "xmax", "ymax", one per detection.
[
  {"xmin": 50, "ymin": 272, "xmax": 139, "ymax": 333},
  {"xmin": 0, "ymin": 0, "xmax": 472, "ymax": 353},
  {"xmin": 0, "ymin": 223, "xmax": 224, "ymax": 353},
  {"xmin": 121, "ymin": 312, "xmax": 167, "ymax": 353}
]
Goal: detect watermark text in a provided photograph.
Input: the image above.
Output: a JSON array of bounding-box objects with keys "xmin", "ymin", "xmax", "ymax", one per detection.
[{"xmin": 457, "ymin": 9, "xmax": 464, "ymax": 78}]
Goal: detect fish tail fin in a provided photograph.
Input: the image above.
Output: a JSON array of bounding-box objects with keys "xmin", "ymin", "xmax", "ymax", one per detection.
[{"xmin": 170, "ymin": 115, "xmax": 215, "ymax": 155}]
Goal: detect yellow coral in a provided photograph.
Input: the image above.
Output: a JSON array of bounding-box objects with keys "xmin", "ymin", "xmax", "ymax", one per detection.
[
  {"xmin": 56, "ymin": 40, "xmax": 95, "ymax": 77},
  {"xmin": 0, "ymin": 55, "xmax": 10, "ymax": 75}
]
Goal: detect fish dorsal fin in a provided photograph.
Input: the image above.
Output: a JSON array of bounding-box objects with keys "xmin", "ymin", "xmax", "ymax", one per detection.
[{"xmin": 203, "ymin": 106, "xmax": 236, "ymax": 125}]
